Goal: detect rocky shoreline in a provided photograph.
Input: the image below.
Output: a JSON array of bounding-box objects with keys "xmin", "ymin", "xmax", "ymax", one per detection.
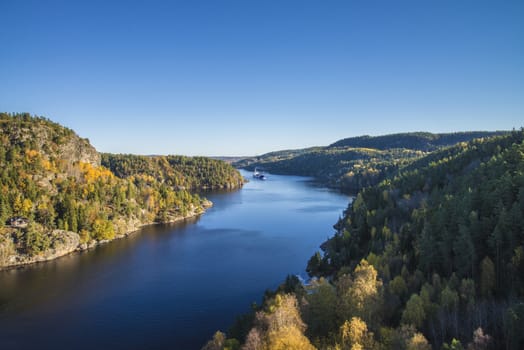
[{"xmin": 0, "ymin": 201, "xmax": 212, "ymax": 270}]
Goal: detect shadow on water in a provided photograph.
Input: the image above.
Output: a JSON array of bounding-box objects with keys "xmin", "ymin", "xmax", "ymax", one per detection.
[{"xmin": 0, "ymin": 217, "xmax": 201, "ymax": 316}]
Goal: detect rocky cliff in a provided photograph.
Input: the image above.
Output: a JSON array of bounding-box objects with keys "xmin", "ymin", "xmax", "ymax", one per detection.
[{"xmin": 0, "ymin": 113, "xmax": 100, "ymax": 167}]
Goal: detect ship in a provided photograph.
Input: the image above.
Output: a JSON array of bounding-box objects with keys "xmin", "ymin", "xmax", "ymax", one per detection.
[{"xmin": 253, "ymin": 168, "xmax": 267, "ymax": 180}]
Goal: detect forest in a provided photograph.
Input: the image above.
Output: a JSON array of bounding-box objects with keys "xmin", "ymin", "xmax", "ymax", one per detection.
[
  {"xmin": 329, "ymin": 132, "xmax": 508, "ymax": 151},
  {"xmin": 102, "ymin": 153, "xmax": 244, "ymax": 190},
  {"xmin": 234, "ymin": 131, "xmax": 506, "ymax": 194},
  {"xmin": 0, "ymin": 113, "xmax": 243, "ymax": 266},
  {"xmin": 205, "ymin": 131, "xmax": 524, "ymax": 350}
]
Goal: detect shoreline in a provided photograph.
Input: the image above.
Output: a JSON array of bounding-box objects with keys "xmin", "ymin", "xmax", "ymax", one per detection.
[{"xmin": 0, "ymin": 203, "xmax": 211, "ymax": 271}]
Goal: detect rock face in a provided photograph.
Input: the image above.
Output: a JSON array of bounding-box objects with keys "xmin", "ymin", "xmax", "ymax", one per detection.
[
  {"xmin": 57, "ymin": 136, "xmax": 100, "ymax": 167},
  {"xmin": 0, "ymin": 234, "xmax": 16, "ymax": 266},
  {"xmin": 0, "ymin": 205, "xmax": 211, "ymax": 269},
  {"xmin": 48, "ymin": 230, "xmax": 81, "ymax": 258},
  {"xmin": 0, "ymin": 230, "xmax": 80, "ymax": 268},
  {"xmin": 0, "ymin": 115, "xmax": 101, "ymax": 167}
]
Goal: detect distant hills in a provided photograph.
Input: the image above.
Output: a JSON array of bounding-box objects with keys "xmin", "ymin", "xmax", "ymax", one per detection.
[
  {"xmin": 329, "ymin": 131, "xmax": 509, "ymax": 150},
  {"xmin": 234, "ymin": 131, "xmax": 509, "ymax": 193}
]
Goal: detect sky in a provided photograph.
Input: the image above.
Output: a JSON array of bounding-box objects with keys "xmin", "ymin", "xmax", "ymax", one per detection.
[{"xmin": 1, "ymin": 0, "xmax": 523, "ymax": 156}]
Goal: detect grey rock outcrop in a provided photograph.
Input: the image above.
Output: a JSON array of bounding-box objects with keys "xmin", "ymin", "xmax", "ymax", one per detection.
[{"xmin": 0, "ymin": 230, "xmax": 80, "ymax": 268}]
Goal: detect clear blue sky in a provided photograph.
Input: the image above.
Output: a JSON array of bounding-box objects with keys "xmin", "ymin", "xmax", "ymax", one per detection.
[{"xmin": 1, "ymin": 0, "xmax": 523, "ymax": 156}]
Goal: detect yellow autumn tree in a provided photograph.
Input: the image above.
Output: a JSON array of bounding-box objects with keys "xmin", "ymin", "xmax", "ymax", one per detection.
[
  {"xmin": 92, "ymin": 218, "xmax": 115, "ymax": 240},
  {"xmin": 339, "ymin": 317, "xmax": 376, "ymax": 350},
  {"xmin": 267, "ymin": 326, "xmax": 316, "ymax": 350},
  {"xmin": 338, "ymin": 259, "xmax": 383, "ymax": 327},
  {"xmin": 202, "ymin": 331, "xmax": 225, "ymax": 350},
  {"xmin": 21, "ymin": 198, "xmax": 33, "ymax": 217},
  {"xmin": 80, "ymin": 162, "xmax": 114, "ymax": 184},
  {"xmin": 242, "ymin": 294, "xmax": 316, "ymax": 350},
  {"xmin": 406, "ymin": 332, "xmax": 431, "ymax": 350}
]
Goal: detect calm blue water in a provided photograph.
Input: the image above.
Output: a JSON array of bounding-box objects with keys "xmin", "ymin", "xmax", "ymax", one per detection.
[{"xmin": 0, "ymin": 171, "xmax": 349, "ymax": 349}]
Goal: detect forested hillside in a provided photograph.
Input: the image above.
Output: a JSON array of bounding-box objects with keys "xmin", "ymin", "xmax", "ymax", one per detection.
[
  {"xmin": 0, "ymin": 113, "xmax": 243, "ymax": 268},
  {"xmin": 102, "ymin": 153, "xmax": 244, "ymax": 190},
  {"xmin": 234, "ymin": 131, "xmax": 506, "ymax": 194},
  {"xmin": 207, "ymin": 130, "xmax": 524, "ymax": 350},
  {"xmin": 236, "ymin": 147, "xmax": 423, "ymax": 193}
]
